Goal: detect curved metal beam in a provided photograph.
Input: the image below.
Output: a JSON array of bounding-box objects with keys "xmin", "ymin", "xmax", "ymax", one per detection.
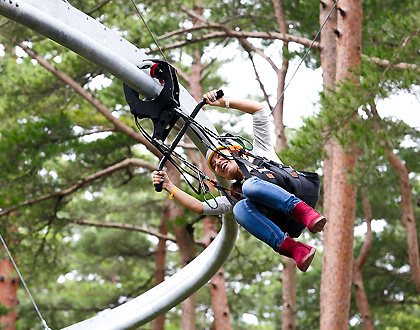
[
  {"xmin": 0, "ymin": 1, "xmax": 238, "ymax": 329},
  {"xmin": 0, "ymin": 0, "xmax": 214, "ymax": 154}
]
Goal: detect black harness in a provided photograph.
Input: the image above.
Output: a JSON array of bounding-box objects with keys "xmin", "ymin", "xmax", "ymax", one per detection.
[{"xmin": 230, "ymin": 148, "xmax": 321, "ymax": 238}]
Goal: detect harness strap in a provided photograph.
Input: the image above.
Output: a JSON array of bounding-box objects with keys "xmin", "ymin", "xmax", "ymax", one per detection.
[
  {"xmin": 230, "ymin": 149, "xmax": 253, "ymax": 180},
  {"xmin": 209, "ymin": 180, "xmax": 238, "ymax": 206}
]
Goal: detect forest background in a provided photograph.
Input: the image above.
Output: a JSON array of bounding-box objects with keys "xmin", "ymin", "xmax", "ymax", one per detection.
[{"xmin": 0, "ymin": 0, "xmax": 419, "ymax": 329}]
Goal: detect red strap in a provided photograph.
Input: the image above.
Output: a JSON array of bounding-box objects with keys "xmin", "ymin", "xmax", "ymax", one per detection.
[
  {"xmin": 150, "ymin": 63, "xmax": 159, "ymax": 78},
  {"xmin": 150, "ymin": 63, "xmax": 164, "ymax": 84}
]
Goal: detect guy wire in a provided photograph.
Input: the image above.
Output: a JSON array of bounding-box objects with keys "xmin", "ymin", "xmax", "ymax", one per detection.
[
  {"xmin": 0, "ymin": 233, "xmax": 51, "ymax": 330},
  {"xmin": 129, "ymin": 0, "xmax": 168, "ymax": 62}
]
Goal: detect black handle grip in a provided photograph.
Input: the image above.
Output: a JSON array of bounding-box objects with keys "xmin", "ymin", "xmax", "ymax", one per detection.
[
  {"xmin": 155, "ymin": 183, "xmax": 163, "ymax": 192},
  {"xmin": 155, "ymin": 168, "xmax": 164, "ymax": 192},
  {"xmin": 215, "ymin": 89, "xmax": 224, "ymax": 99},
  {"xmin": 155, "ymin": 181, "xmax": 163, "ymax": 192},
  {"xmin": 205, "ymin": 90, "xmax": 223, "ymax": 103},
  {"xmin": 199, "ymin": 89, "xmax": 224, "ymax": 109}
]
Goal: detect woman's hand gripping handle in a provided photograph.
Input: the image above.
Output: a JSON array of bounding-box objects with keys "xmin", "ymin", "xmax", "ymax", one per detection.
[{"xmin": 154, "ymin": 89, "xmax": 224, "ymax": 192}]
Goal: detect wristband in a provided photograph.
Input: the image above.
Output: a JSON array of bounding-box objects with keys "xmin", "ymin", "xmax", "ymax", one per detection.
[
  {"xmin": 225, "ymin": 98, "xmax": 230, "ymax": 108},
  {"xmin": 169, "ymin": 187, "xmax": 179, "ymax": 199}
]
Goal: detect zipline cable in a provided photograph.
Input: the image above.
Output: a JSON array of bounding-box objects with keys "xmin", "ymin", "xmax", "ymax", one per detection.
[
  {"xmin": 270, "ymin": 0, "xmax": 340, "ymax": 115},
  {"xmin": 129, "ymin": 0, "xmax": 168, "ymax": 62},
  {"xmin": 0, "ymin": 233, "xmax": 51, "ymax": 330}
]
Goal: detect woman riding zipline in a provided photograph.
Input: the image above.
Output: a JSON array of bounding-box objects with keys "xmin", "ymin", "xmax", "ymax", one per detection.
[{"xmin": 152, "ymin": 90, "xmax": 326, "ymax": 272}]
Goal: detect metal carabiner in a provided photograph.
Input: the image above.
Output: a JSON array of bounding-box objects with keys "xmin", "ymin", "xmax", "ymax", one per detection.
[{"xmin": 202, "ymin": 190, "xmax": 219, "ymax": 209}]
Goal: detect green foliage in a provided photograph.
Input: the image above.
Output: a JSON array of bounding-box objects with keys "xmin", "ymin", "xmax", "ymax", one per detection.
[
  {"xmin": 0, "ymin": 304, "xmax": 12, "ymax": 317},
  {"xmin": 0, "ymin": 0, "xmax": 418, "ymax": 329}
]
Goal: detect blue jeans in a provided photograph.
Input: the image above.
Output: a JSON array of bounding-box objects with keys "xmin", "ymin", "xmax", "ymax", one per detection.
[{"xmin": 233, "ymin": 176, "xmax": 302, "ymax": 251}]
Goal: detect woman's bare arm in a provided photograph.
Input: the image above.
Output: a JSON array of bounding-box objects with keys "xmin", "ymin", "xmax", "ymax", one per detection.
[
  {"xmin": 152, "ymin": 171, "xmax": 204, "ymax": 214},
  {"xmin": 203, "ymin": 90, "xmax": 264, "ymax": 114}
]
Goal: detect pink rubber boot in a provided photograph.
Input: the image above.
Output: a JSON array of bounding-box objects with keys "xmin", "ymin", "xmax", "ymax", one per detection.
[
  {"xmin": 278, "ymin": 237, "xmax": 316, "ymax": 272},
  {"xmin": 291, "ymin": 201, "xmax": 327, "ymax": 234}
]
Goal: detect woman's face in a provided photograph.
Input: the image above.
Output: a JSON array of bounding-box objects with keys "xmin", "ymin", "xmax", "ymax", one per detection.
[{"xmin": 210, "ymin": 149, "xmax": 240, "ymax": 180}]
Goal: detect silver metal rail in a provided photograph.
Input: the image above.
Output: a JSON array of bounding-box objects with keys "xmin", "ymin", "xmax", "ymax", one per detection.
[
  {"xmin": 0, "ymin": 1, "xmax": 238, "ymax": 329},
  {"xmin": 0, "ymin": 0, "xmax": 215, "ymax": 153}
]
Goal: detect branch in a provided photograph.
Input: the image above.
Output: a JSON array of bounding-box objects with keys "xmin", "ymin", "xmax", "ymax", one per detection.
[
  {"xmin": 362, "ymin": 55, "xmax": 419, "ymax": 71},
  {"xmin": 248, "ymin": 54, "xmax": 272, "ymax": 107},
  {"xmin": 0, "ymin": 158, "xmax": 156, "ymax": 218},
  {"xmin": 168, "ymin": 62, "xmax": 191, "ymax": 85},
  {"xmin": 58, "ymin": 217, "xmax": 206, "ymax": 247},
  {"xmin": 0, "ymin": 19, "xmax": 10, "ymax": 29},
  {"xmin": 17, "ymin": 42, "xmax": 161, "ymax": 158},
  {"xmin": 382, "ymin": 299, "xmax": 420, "ymax": 305},
  {"xmin": 180, "ymin": 4, "xmax": 318, "ymax": 49},
  {"xmin": 161, "ymin": 26, "xmax": 417, "ymax": 73},
  {"xmin": 59, "ymin": 217, "xmax": 177, "ymax": 243},
  {"xmin": 241, "ymin": 36, "xmax": 279, "ymax": 71},
  {"xmin": 75, "ymin": 127, "xmax": 115, "ymax": 138},
  {"xmin": 351, "ymin": 189, "xmax": 375, "ymax": 329},
  {"xmin": 370, "ymin": 102, "xmax": 420, "ymax": 292},
  {"xmin": 354, "ymin": 190, "xmax": 373, "ymax": 269},
  {"xmin": 178, "ymin": 142, "xmax": 198, "ymax": 150},
  {"xmin": 160, "ymin": 30, "xmax": 319, "ymax": 52},
  {"xmin": 158, "ymin": 24, "xmax": 226, "ymax": 40},
  {"xmin": 238, "ymin": 34, "xmax": 277, "ymax": 110},
  {"xmin": 86, "ymin": 0, "xmax": 112, "ymax": 15},
  {"xmin": 180, "ymin": 5, "xmax": 230, "ymax": 33},
  {"xmin": 167, "ymin": 7, "xmax": 418, "ymax": 75},
  {"xmin": 179, "ymin": 1, "xmax": 288, "ymax": 120}
]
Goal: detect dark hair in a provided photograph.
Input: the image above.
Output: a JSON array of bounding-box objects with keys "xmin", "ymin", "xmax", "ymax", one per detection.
[{"xmin": 229, "ymin": 179, "xmax": 244, "ymax": 201}]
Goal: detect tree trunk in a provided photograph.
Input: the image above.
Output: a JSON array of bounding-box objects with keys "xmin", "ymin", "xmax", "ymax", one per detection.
[
  {"xmin": 319, "ymin": 6, "xmax": 337, "ymax": 327},
  {"xmin": 319, "ymin": 0, "xmax": 337, "ymax": 90},
  {"xmin": 281, "ymin": 258, "xmax": 296, "ymax": 330},
  {"xmin": 151, "ymin": 216, "xmax": 169, "ymax": 330},
  {"xmin": 320, "ymin": 1, "xmax": 362, "ymax": 328},
  {"xmin": 0, "ymin": 258, "xmax": 18, "ymax": 330},
  {"xmin": 352, "ymin": 191, "xmax": 374, "ymax": 329},
  {"xmin": 203, "ymin": 217, "xmax": 232, "ymax": 329},
  {"xmin": 386, "ymin": 151, "xmax": 420, "ymax": 292},
  {"xmin": 321, "ymin": 144, "xmax": 357, "ymax": 330},
  {"xmin": 199, "ymin": 153, "xmax": 232, "ymax": 329},
  {"xmin": 370, "ymin": 105, "xmax": 420, "ymax": 292},
  {"xmin": 169, "ymin": 166, "xmax": 197, "ymax": 330},
  {"xmin": 319, "ymin": 0, "xmax": 337, "ymax": 221},
  {"xmin": 271, "ymin": 0, "xmax": 289, "ymax": 151},
  {"xmin": 174, "ymin": 223, "xmax": 197, "ymax": 330}
]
